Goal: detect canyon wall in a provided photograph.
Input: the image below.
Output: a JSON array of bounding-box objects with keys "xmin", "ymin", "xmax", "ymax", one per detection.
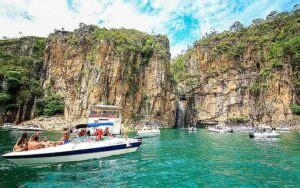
[
  {"xmin": 174, "ymin": 11, "xmax": 299, "ymax": 127},
  {"xmin": 42, "ymin": 25, "xmax": 176, "ymax": 127}
]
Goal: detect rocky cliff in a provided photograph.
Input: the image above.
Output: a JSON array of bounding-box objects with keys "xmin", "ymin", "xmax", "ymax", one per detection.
[
  {"xmin": 173, "ymin": 10, "xmax": 299, "ymax": 127},
  {"xmin": 42, "ymin": 25, "xmax": 176, "ymax": 127}
]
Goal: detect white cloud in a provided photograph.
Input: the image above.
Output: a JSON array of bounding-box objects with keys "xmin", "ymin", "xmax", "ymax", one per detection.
[{"xmin": 0, "ymin": 0, "xmax": 296, "ymax": 57}]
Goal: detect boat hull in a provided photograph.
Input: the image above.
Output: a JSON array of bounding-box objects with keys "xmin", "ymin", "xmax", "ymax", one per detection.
[
  {"xmin": 137, "ymin": 130, "xmax": 160, "ymax": 138},
  {"xmin": 207, "ymin": 129, "xmax": 226, "ymax": 133},
  {"xmin": 249, "ymin": 131, "xmax": 279, "ymax": 138},
  {"xmin": 2, "ymin": 138, "xmax": 142, "ymax": 166},
  {"xmin": 16, "ymin": 128, "xmax": 44, "ymax": 131}
]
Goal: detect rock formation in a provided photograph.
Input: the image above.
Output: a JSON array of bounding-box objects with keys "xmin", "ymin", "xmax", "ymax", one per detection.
[
  {"xmin": 173, "ymin": 11, "xmax": 299, "ymax": 127},
  {"xmin": 42, "ymin": 25, "xmax": 176, "ymax": 127}
]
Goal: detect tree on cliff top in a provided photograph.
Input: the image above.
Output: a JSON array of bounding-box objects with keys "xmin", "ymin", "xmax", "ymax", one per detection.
[{"xmin": 230, "ymin": 21, "xmax": 244, "ymax": 32}]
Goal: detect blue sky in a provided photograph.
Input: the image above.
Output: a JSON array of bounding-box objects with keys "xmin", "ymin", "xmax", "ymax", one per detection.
[{"xmin": 0, "ymin": 0, "xmax": 298, "ymax": 57}]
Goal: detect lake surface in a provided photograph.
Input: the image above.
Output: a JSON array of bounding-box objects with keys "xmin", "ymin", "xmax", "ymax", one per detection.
[{"xmin": 0, "ymin": 129, "xmax": 299, "ymax": 187}]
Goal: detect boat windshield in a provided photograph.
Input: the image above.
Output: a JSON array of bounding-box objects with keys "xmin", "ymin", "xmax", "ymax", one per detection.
[{"xmin": 89, "ymin": 110, "xmax": 120, "ymax": 118}]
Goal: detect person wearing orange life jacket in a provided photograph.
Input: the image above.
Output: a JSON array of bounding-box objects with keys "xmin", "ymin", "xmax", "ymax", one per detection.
[{"xmin": 95, "ymin": 128, "xmax": 103, "ymax": 141}]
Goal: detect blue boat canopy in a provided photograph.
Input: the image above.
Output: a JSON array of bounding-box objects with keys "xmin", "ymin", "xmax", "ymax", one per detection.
[{"xmin": 87, "ymin": 122, "xmax": 114, "ymax": 127}]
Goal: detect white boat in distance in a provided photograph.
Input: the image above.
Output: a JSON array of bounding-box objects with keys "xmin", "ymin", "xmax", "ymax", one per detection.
[
  {"xmin": 249, "ymin": 131, "xmax": 279, "ymax": 138},
  {"xmin": 16, "ymin": 125, "xmax": 44, "ymax": 131},
  {"xmin": 137, "ymin": 129, "xmax": 160, "ymax": 137},
  {"xmin": 233, "ymin": 127, "xmax": 254, "ymax": 133},
  {"xmin": 137, "ymin": 122, "xmax": 161, "ymax": 138},
  {"xmin": 207, "ymin": 125, "xmax": 231, "ymax": 133},
  {"xmin": 2, "ymin": 137, "xmax": 142, "ymax": 166},
  {"xmin": 276, "ymin": 127, "xmax": 291, "ymax": 133},
  {"xmin": 188, "ymin": 127, "xmax": 197, "ymax": 132},
  {"xmin": 1, "ymin": 123, "xmax": 18, "ymax": 130}
]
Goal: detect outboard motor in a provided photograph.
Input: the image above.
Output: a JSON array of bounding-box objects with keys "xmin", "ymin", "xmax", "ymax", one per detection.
[{"xmin": 249, "ymin": 132, "xmax": 254, "ymax": 138}]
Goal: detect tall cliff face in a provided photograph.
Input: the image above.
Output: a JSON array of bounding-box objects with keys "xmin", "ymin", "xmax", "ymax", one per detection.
[
  {"xmin": 0, "ymin": 37, "xmax": 45, "ymax": 124},
  {"xmin": 174, "ymin": 11, "xmax": 299, "ymax": 127},
  {"xmin": 42, "ymin": 25, "xmax": 176, "ymax": 127}
]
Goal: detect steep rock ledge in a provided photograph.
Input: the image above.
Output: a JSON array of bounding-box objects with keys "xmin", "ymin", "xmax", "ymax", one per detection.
[
  {"xmin": 42, "ymin": 25, "xmax": 176, "ymax": 127},
  {"xmin": 173, "ymin": 11, "xmax": 299, "ymax": 127}
]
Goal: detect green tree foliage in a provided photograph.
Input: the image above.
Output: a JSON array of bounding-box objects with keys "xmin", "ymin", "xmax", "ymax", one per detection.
[
  {"xmin": 67, "ymin": 27, "xmax": 167, "ymax": 98},
  {"xmin": 172, "ymin": 9, "xmax": 299, "ymax": 98},
  {"xmin": 228, "ymin": 116, "xmax": 249, "ymax": 123},
  {"xmin": 36, "ymin": 95, "xmax": 64, "ymax": 116},
  {"xmin": 290, "ymin": 104, "xmax": 300, "ymax": 115},
  {"xmin": 0, "ymin": 37, "xmax": 46, "ymax": 120},
  {"xmin": 170, "ymin": 53, "xmax": 187, "ymax": 82}
]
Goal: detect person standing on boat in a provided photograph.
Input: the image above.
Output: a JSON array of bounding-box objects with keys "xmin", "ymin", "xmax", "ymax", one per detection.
[
  {"xmin": 28, "ymin": 132, "xmax": 44, "ymax": 150},
  {"xmin": 13, "ymin": 132, "xmax": 28, "ymax": 152}
]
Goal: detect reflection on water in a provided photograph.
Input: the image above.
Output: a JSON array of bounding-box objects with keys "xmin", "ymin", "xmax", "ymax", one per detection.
[{"xmin": 0, "ymin": 129, "xmax": 299, "ymax": 187}]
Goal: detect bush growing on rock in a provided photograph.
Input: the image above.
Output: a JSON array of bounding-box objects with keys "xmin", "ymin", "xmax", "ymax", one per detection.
[
  {"xmin": 228, "ymin": 116, "xmax": 249, "ymax": 123},
  {"xmin": 36, "ymin": 95, "xmax": 64, "ymax": 116},
  {"xmin": 290, "ymin": 104, "xmax": 300, "ymax": 115}
]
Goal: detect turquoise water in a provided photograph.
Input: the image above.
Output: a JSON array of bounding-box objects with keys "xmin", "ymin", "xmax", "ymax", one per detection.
[{"xmin": 0, "ymin": 129, "xmax": 299, "ymax": 187}]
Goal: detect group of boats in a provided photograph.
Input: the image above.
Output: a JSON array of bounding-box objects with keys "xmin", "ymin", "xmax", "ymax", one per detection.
[
  {"xmin": 0, "ymin": 103, "xmax": 294, "ymax": 166},
  {"xmin": 207, "ymin": 124, "xmax": 291, "ymax": 138}
]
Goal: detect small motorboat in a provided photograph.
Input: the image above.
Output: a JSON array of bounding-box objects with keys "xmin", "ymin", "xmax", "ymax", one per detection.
[
  {"xmin": 1, "ymin": 123, "xmax": 18, "ymax": 130},
  {"xmin": 233, "ymin": 127, "xmax": 254, "ymax": 133},
  {"xmin": 137, "ymin": 129, "xmax": 160, "ymax": 138},
  {"xmin": 249, "ymin": 130, "xmax": 279, "ymax": 138},
  {"xmin": 16, "ymin": 125, "xmax": 44, "ymax": 131},
  {"xmin": 188, "ymin": 127, "xmax": 197, "ymax": 132},
  {"xmin": 2, "ymin": 137, "xmax": 142, "ymax": 166},
  {"xmin": 207, "ymin": 125, "xmax": 228, "ymax": 133},
  {"xmin": 249, "ymin": 125, "xmax": 280, "ymax": 138},
  {"xmin": 137, "ymin": 122, "xmax": 161, "ymax": 138},
  {"xmin": 276, "ymin": 127, "xmax": 291, "ymax": 133}
]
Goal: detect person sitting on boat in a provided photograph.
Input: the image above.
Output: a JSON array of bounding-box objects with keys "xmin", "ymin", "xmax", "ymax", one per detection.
[
  {"xmin": 95, "ymin": 128, "xmax": 103, "ymax": 141},
  {"xmin": 13, "ymin": 132, "xmax": 28, "ymax": 152},
  {"xmin": 57, "ymin": 128, "xmax": 70, "ymax": 145},
  {"xmin": 103, "ymin": 127, "xmax": 112, "ymax": 137},
  {"xmin": 28, "ymin": 132, "xmax": 44, "ymax": 150},
  {"xmin": 78, "ymin": 129, "xmax": 87, "ymax": 137},
  {"xmin": 41, "ymin": 137, "xmax": 57, "ymax": 148}
]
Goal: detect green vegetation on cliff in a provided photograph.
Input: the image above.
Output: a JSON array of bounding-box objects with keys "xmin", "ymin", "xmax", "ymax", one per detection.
[
  {"xmin": 66, "ymin": 25, "xmax": 170, "ymax": 97},
  {"xmin": 171, "ymin": 10, "xmax": 300, "ymax": 113},
  {"xmin": 0, "ymin": 37, "xmax": 46, "ymax": 122}
]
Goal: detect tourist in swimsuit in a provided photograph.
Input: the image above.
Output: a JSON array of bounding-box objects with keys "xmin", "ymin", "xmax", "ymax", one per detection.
[
  {"xmin": 57, "ymin": 128, "xmax": 70, "ymax": 145},
  {"xmin": 41, "ymin": 137, "xmax": 57, "ymax": 147},
  {"xmin": 13, "ymin": 133, "xmax": 28, "ymax": 152},
  {"xmin": 28, "ymin": 132, "xmax": 44, "ymax": 150},
  {"xmin": 104, "ymin": 127, "xmax": 112, "ymax": 137}
]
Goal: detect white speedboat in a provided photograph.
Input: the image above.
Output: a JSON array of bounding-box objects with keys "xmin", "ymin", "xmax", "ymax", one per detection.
[
  {"xmin": 276, "ymin": 127, "xmax": 291, "ymax": 133},
  {"xmin": 2, "ymin": 137, "xmax": 142, "ymax": 166},
  {"xmin": 207, "ymin": 127, "xmax": 226, "ymax": 133},
  {"xmin": 207, "ymin": 125, "xmax": 229, "ymax": 133},
  {"xmin": 234, "ymin": 127, "xmax": 254, "ymax": 133},
  {"xmin": 137, "ymin": 129, "xmax": 160, "ymax": 138},
  {"xmin": 16, "ymin": 125, "xmax": 44, "ymax": 131},
  {"xmin": 249, "ymin": 131, "xmax": 279, "ymax": 138},
  {"xmin": 1, "ymin": 123, "xmax": 18, "ymax": 130}
]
